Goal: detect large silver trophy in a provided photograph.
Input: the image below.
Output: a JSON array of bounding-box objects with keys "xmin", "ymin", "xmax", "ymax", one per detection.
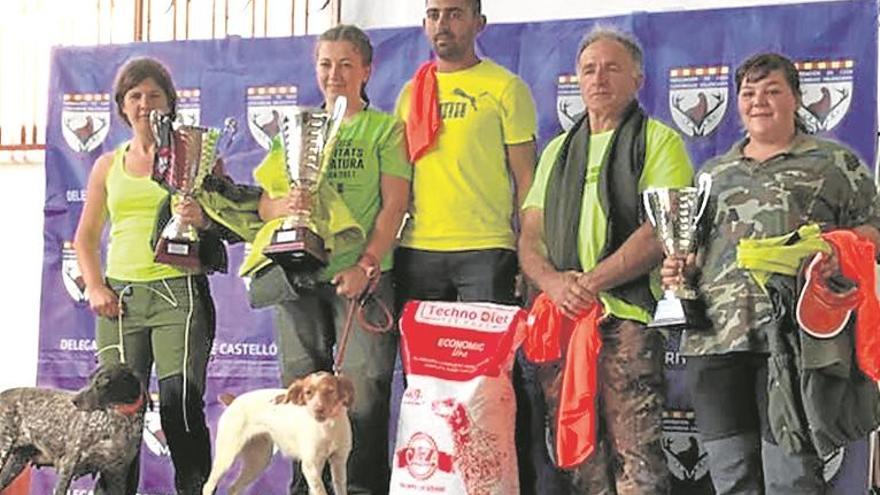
[
  {"xmin": 642, "ymin": 173, "xmax": 712, "ymax": 329},
  {"xmin": 262, "ymin": 96, "xmax": 347, "ymax": 272},
  {"xmin": 150, "ymin": 111, "xmax": 237, "ymax": 269}
]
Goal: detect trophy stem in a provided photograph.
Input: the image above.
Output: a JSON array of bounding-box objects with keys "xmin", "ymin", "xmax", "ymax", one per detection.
[
  {"xmin": 648, "ymin": 289, "xmax": 711, "ymax": 331},
  {"xmin": 154, "ymin": 213, "xmax": 201, "ymax": 269}
]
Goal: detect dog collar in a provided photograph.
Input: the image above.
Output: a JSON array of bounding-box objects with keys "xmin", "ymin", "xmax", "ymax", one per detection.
[{"xmin": 114, "ymin": 393, "xmax": 145, "ymax": 416}]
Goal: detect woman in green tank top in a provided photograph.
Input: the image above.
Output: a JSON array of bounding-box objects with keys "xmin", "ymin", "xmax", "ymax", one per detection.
[
  {"xmin": 255, "ymin": 25, "xmax": 412, "ymax": 494},
  {"xmin": 73, "ymin": 57, "xmax": 215, "ymax": 495}
]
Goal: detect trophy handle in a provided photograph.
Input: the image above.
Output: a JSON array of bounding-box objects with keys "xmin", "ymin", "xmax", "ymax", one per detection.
[
  {"xmin": 642, "ymin": 190, "xmax": 658, "ymax": 227},
  {"xmin": 310, "ymin": 96, "xmax": 348, "ymax": 189},
  {"xmin": 326, "ymin": 95, "xmax": 348, "ymax": 142},
  {"xmin": 150, "ymin": 110, "xmax": 176, "ymax": 189},
  {"xmin": 150, "ymin": 110, "xmax": 162, "ymax": 145},
  {"xmin": 278, "ymin": 114, "xmax": 299, "ymax": 185},
  {"xmin": 693, "ymin": 173, "xmax": 713, "ymax": 227}
]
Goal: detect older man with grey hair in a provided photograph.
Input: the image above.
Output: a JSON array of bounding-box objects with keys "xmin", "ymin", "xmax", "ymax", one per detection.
[{"xmin": 519, "ymin": 26, "xmax": 694, "ymax": 493}]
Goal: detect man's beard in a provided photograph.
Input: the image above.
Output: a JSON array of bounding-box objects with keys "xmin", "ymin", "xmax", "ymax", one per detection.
[{"xmin": 433, "ymin": 41, "xmax": 465, "ymax": 61}]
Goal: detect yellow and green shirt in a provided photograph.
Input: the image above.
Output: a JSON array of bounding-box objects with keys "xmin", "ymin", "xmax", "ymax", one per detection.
[
  {"xmin": 245, "ymin": 109, "xmax": 411, "ymax": 281},
  {"xmin": 321, "ymin": 108, "xmax": 412, "ymax": 278},
  {"xmin": 523, "ymin": 119, "xmax": 693, "ymax": 323},
  {"xmin": 105, "ymin": 143, "xmax": 185, "ymax": 281},
  {"xmin": 395, "ymin": 59, "xmax": 537, "ymax": 251}
]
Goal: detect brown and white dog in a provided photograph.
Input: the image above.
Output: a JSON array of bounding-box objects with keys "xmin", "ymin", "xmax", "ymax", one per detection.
[{"xmin": 201, "ymin": 371, "xmax": 354, "ymax": 495}]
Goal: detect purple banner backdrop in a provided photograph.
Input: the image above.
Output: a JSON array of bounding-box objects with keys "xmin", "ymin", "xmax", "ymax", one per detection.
[{"xmin": 39, "ymin": 1, "xmax": 877, "ymax": 493}]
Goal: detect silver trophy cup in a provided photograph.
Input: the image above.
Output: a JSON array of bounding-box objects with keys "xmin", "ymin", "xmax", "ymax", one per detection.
[
  {"xmin": 150, "ymin": 111, "xmax": 237, "ymax": 269},
  {"xmin": 263, "ymin": 96, "xmax": 347, "ymax": 272},
  {"xmin": 642, "ymin": 173, "xmax": 712, "ymax": 329}
]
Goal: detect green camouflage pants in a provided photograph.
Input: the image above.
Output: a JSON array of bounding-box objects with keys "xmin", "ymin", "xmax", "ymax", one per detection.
[{"xmin": 534, "ymin": 317, "xmax": 669, "ymax": 494}]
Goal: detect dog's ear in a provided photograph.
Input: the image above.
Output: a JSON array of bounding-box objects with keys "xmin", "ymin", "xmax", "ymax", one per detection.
[
  {"xmin": 337, "ymin": 376, "xmax": 355, "ymax": 408},
  {"xmin": 285, "ymin": 379, "xmax": 307, "ymax": 405}
]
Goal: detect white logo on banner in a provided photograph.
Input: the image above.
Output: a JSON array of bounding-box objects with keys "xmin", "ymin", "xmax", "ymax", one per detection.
[
  {"xmin": 247, "ymin": 85, "xmax": 299, "ymax": 149},
  {"xmin": 61, "ymin": 241, "xmax": 87, "ymax": 304},
  {"xmin": 797, "ymin": 59, "xmax": 854, "ymax": 133},
  {"xmin": 61, "ymin": 93, "xmax": 111, "ymax": 153},
  {"xmin": 668, "ymin": 65, "xmax": 729, "ymax": 138},
  {"xmin": 661, "ymin": 410, "xmax": 710, "ymax": 483},
  {"xmin": 556, "ymin": 74, "xmax": 583, "ymax": 131},
  {"xmin": 175, "ymin": 88, "xmax": 201, "ymax": 126}
]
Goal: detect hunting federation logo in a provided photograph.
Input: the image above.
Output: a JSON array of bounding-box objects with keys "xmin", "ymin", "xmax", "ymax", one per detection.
[
  {"xmin": 61, "ymin": 92, "xmax": 111, "ymax": 153},
  {"xmin": 668, "ymin": 65, "xmax": 729, "ymax": 138},
  {"xmin": 247, "ymin": 85, "xmax": 299, "ymax": 150},
  {"xmin": 556, "ymin": 75, "xmax": 583, "ymax": 131},
  {"xmin": 175, "ymin": 88, "xmax": 201, "ymax": 126},
  {"xmin": 661, "ymin": 410, "xmax": 711, "ymax": 489},
  {"xmin": 796, "ymin": 59, "xmax": 854, "ymax": 133},
  {"xmin": 662, "ymin": 410, "xmax": 844, "ymax": 486}
]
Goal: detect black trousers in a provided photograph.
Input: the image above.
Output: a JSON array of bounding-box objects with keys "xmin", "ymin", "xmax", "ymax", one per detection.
[{"xmin": 686, "ymin": 352, "xmax": 825, "ymax": 495}]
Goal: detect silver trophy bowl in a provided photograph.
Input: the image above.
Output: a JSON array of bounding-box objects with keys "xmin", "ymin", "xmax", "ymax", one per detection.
[
  {"xmin": 263, "ymin": 96, "xmax": 347, "ymax": 272},
  {"xmin": 642, "ymin": 173, "xmax": 712, "ymax": 328}
]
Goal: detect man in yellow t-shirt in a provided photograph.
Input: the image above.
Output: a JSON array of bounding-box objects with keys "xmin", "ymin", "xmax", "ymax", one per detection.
[
  {"xmin": 519, "ymin": 28, "xmax": 694, "ymax": 493},
  {"xmin": 394, "ymin": 1, "xmax": 543, "ymax": 493},
  {"xmin": 394, "ymin": 0, "xmax": 537, "ymax": 306}
]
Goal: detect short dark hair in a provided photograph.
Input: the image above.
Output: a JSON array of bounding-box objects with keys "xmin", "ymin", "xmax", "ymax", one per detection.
[
  {"xmin": 735, "ymin": 52, "xmax": 807, "ymax": 133},
  {"xmin": 113, "ymin": 57, "xmax": 177, "ymax": 127},
  {"xmin": 316, "ymin": 24, "xmax": 374, "ymax": 104},
  {"xmin": 735, "ymin": 52, "xmax": 801, "ymax": 98},
  {"xmin": 425, "ymin": 0, "xmax": 481, "ymax": 14}
]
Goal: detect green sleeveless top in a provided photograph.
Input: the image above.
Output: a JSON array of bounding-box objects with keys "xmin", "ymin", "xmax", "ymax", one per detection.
[{"xmin": 105, "ymin": 143, "xmax": 185, "ymax": 281}]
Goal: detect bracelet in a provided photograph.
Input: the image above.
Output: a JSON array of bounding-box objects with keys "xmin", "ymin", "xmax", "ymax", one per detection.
[{"xmin": 356, "ymin": 252, "xmax": 380, "ymax": 280}]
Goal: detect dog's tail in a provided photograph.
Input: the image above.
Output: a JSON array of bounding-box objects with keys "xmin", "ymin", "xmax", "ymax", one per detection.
[{"xmin": 217, "ymin": 393, "xmax": 236, "ymax": 406}]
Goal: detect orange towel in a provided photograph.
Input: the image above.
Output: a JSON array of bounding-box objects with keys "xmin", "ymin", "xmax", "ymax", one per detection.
[
  {"xmin": 820, "ymin": 230, "xmax": 880, "ymax": 380},
  {"xmin": 524, "ymin": 293, "xmax": 603, "ymax": 469},
  {"xmin": 404, "ymin": 61, "xmax": 441, "ymax": 162}
]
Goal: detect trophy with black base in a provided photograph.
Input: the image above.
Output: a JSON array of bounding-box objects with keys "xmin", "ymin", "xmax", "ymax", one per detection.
[
  {"xmin": 150, "ymin": 111, "xmax": 236, "ymax": 269},
  {"xmin": 262, "ymin": 97, "xmax": 347, "ymax": 273},
  {"xmin": 642, "ymin": 173, "xmax": 712, "ymax": 330}
]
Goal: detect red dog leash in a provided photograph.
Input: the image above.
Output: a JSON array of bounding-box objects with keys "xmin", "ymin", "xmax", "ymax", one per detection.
[{"xmin": 332, "ymin": 273, "xmax": 394, "ymax": 375}]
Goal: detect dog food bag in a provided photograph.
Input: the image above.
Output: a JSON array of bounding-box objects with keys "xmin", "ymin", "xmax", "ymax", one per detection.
[{"xmin": 391, "ymin": 301, "xmax": 525, "ymax": 495}]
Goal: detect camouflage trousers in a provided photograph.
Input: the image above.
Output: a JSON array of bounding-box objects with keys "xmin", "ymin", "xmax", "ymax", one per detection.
[{"xmin": 534, "ymin": 317, "xmax": 669, "ymax": 495}]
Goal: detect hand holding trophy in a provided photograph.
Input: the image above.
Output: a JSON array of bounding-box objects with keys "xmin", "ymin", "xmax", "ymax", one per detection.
[
  {"xmin": 150, "ymin": 111, "xmax": 237, "ymax": 269},
  {"xmin": 262, "ymin": 96, "xmax": 347, "ymax": 272},
  {"xmin": 643, "ymin": 173, "xmax": 712, "ymax": 330}
]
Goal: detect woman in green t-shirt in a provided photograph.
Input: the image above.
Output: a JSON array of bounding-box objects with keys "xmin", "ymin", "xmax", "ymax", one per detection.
[{"xmin": 256, "ymin": 25, "xmax": 412, "ymax": 494}]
